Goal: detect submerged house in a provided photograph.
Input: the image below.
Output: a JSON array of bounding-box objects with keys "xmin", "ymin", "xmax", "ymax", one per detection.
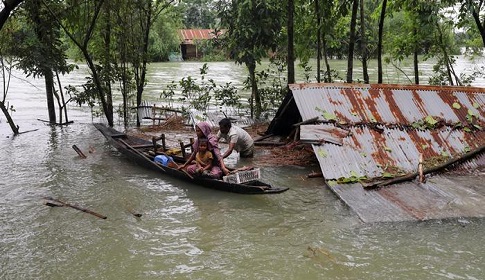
[
  {"xmin": 267, "ymin": 83, "xmax": 485, "ymax": 222},
  {"xmin": 177, "ymin": 29, "xmax": 224, "ymax": 60}
]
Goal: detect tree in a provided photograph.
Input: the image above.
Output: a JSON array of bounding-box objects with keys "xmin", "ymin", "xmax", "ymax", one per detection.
[
  {"xmin": 359, "ymin": 0, "xmax": 369, "ymax": 83},
  {"xmin": 0, "ymin": 57, "xmax": 19, "ymax": 135},
  {"xmin": 44, "ymin": 0, "xmax": 116, "ymax": 125},
  {"xmin": 315, "ymin": 0, "xmax": 322, "ymax": 82},
  {"xmin": 0, "ymin": 0, "xmax": 23, "ymax": 30},
  {"xmin": 19, "ymin": 0, "xmax": 72, "ymax": 124},
  {"xmin": 385, "ymin": 0, "xmax": 437, "ymax": 84},
  {"xmin": 455, "ymin": 0, "xmax": 485, "ymax": 48},
  {"xmin": 218, "ymin": 0, "xmax": 284, "ymax": 119},
  {"xmin": 0, "ymin": 0, "xmax": 24, "ymax": 135},
  {"xmin": 377, "ymin": 0, "xmax": 387, "ymax": 83},
  {"xmin": 180, "ymin": 0, "xmax": 217, "ymax": 28},
  {"xmin": 346, "ymin": 0, "xmax": 358, "ymax": 83},
  {"xmin": 127, "ymin": 0, "xmax": 177, "ymax": 127},
  {"xmin": 287, "ymin": 0, "xmax": 295, "ymax": 84}
]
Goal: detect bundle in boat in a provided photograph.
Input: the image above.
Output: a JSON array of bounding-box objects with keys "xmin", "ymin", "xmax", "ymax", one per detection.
[{"xmin": 223, "ymin": 168, "xmax": 261, "ymax": 184}]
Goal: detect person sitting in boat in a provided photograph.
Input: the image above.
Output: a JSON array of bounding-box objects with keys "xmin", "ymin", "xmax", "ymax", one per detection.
[
  {"xmin": 217, "ymin": 118, "xmax": 254, "ymax": 158},
  {"xmin": 193, "ymin": 138, "xmax": 214, "ymax": 176},
  {"xmin": 179, "ymin": 121, "xmax": 229, "ymax": 178}
]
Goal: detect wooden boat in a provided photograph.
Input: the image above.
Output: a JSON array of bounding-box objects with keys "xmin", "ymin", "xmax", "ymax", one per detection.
[{"xmin": 94, "ymin": 123, "xmax": 289, "ymax": 194}]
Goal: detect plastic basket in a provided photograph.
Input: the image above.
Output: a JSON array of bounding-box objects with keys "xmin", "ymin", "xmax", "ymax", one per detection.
[{"xmin": 223, "ymin": 168, "xmax": 261, "ymax": 184}]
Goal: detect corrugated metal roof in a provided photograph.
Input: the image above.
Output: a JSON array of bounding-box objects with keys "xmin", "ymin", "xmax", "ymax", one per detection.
[
  {"xmin": 330, "ymin": 173, "xmax": 485, "ymax": 222},
  {"xmin": 177, "ymin": 29, "xmax": 224, "ymax": 45},
  {"xmin": 289, "ymin": 83, "xmax": 485, "ymax": 181}
]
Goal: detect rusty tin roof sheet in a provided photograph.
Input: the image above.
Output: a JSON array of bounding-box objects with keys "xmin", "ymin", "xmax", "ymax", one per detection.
[
  {"xmin": 177, "ymin": 29, "xmax": 224, "ymax": 44},
  {"xmin": 289, "ymin": 83, "xmax": 485, "ymax": 181}
]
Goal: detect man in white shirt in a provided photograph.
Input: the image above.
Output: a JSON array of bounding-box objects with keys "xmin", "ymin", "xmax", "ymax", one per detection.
[{"xmin": 217, "ymin": 118, "xmax": 255, "ymax": 158}]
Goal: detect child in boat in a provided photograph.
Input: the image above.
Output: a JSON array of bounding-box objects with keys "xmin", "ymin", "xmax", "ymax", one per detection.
[
  {"xmin": 179, "ymin": 122, "xmax": 227, "ymax": 178},
  {"xmin": 194, "ymin": 138, "xmax": 213, "ymax": 176}
]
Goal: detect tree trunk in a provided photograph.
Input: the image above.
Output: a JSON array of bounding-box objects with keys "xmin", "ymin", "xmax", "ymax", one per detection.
[
  {"xmin": 346, "ymin": 0, "xmax": 359, "ymax": 83},
  {"xmin": 247, "ymin": 61, "xmax": 260, "ymax": 119},
  {"xmin": 287, "ymin": 0, "xmax": 295, "ymax": 84},
  {"xmin": 315, "ymin": 0, "xmax": 321, "ymax": 83},
  {"xmin": 138, "ymin": 2, "xmax": 152, "ymax": 126},
  {"xmin": 101, "ymin": 1, "xmax": 114, "ymax": 126},
  {"xmin": 471, "ymin": 9, "xmax": 485, "ymax": 47},
  {"xmin": 0, "ymin": 0, "xmax": 24, "ymax": 30},
  {"xmin": 55, "ymin": 71, "xmax": 69, "ymax": 124},
  {"xmin": 413, "ymin": 27, "xmax": 419, "ymax": 85},
  {"xmin": 436, "ymin": 23, "xmax": 453, "ymax": 85},
  {"xmin": 377, "ymin": 0, "xmax": 387, "ymax": 84},
  {"xmin": 84, "ymin": 50, "xmax": 113, "ymax": 126},
  {"xmin": 44, "ymin": 69, "xmax": 57, "ymax": 124},
  {"xmin": 0, "ymin": 101, "xmax": 19, "ymax": 135},
  {"xmin": 359, "ymin": 0, "xmax": 369, "ymax": 83},
  {"xmin": 31, "ymin": 0, "xmax": 56, "ymax": 123},
  {"xmin": 322, "ymin": 32, "xmax": 332, "ymax": 82}
]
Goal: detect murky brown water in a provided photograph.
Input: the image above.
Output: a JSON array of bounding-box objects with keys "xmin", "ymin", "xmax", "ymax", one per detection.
[{"xmin": 1, "ymin": 59, "xmax": 485, "ymax": 279}]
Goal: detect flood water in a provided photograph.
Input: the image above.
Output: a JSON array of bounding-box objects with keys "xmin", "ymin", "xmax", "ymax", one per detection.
[{"xmin": 1, "ymin": 58, "xmax": 485, "ymax": 279}]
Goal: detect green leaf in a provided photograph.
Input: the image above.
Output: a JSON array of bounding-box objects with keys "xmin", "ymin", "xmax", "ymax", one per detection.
[
  {"xmin": 382, "ymin": 172, "xmax": 394, "ymax": 178},
  {"xmin": 384, "ymin": 146, "xmax": 392, "ymax": 152},
  {"xmin": 473, "ymin": 102, "xmax": 479, "ymax": 109},
  {"xmin": 425, "ymin": 115, "xmax": 438, "ymax": 126},
  {"xmin": 452, "ymin": 102, "xmax": 461, "ymax": 109},
  {"xmin": 322, "ymin": 111, "xmax": 337, "ymax": 121},
  {"xmin": 412, "ymin": 122, "xmax": 422, "ymax": 129},
  {"xmin": 453, "ymin": 122, "xmax": 462, "ymax": 128},
  {"xmin": 327, "ymin": 180, "xmax": 337, "ymax": 187},
  {"xmin": 421, "ymin": 144, "xmax": 429, "ymax": 150},
  {"xmin": 317, "ymin": 149, "xmax": 328, "ymax": 157}
]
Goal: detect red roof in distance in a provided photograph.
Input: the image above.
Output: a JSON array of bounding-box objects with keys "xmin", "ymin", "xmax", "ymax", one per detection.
[{"xmin": 177, "ymin": 29, "xmax": 225, "ymax": 44}]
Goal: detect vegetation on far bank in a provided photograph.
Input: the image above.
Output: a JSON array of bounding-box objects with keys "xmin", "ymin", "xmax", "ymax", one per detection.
[{"xmin": 1, "ymin": 0, "xmax": 485, "ymax": 135}]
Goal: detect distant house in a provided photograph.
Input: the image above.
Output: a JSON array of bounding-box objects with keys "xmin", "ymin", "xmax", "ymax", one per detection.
[{"xmin": 177, "ymin": 29, "xmax": 224, "ymax": 60}]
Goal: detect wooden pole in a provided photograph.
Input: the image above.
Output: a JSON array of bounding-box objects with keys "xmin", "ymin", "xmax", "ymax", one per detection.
[
  {"xmin": 179, "ymin": 140, "xmax": 186, "ymax": 158},
  {"xmin": 72, "ymin": 145, "xmax": 87, "ymax": 158},
  {"xmin": 418, "ymin": 153, "xmax": 424, "ymax": 183},
  {"xmin": 44, "ymin": 197, "xmax": 107, "ymax": 219}
]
